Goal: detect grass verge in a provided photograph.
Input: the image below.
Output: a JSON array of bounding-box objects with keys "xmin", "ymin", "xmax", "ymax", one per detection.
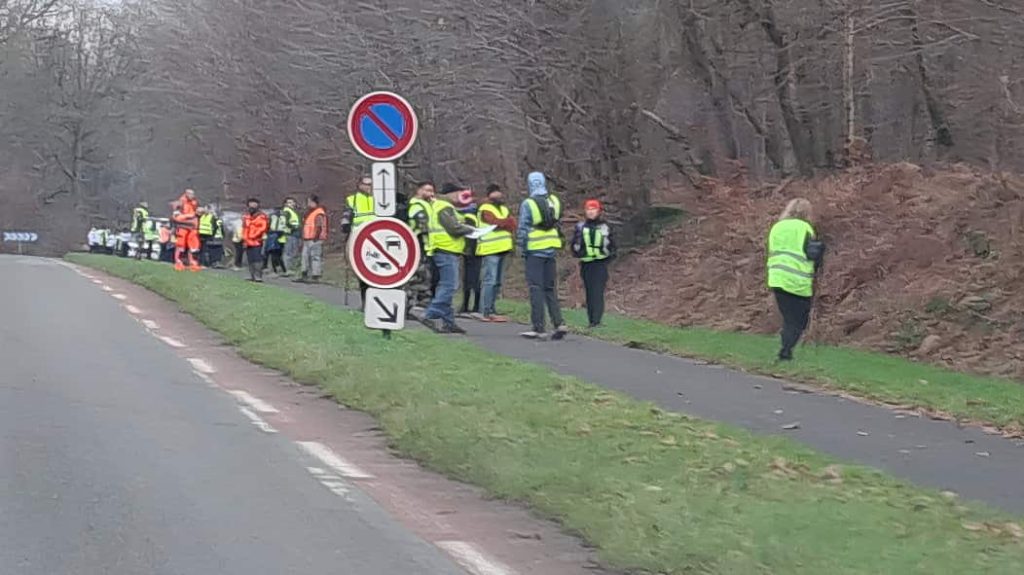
[{"xmin": 69, "ymin": 254, "xmax": 1024, "ymax": 574}]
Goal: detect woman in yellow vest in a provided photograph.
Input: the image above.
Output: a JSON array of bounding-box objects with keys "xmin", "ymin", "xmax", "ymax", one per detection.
[
  {"xmin": 767, "ymin": 198, "xmax": 825, "ymax": 361},
  {"xmin": 571, "ymin": 199, "xmax": 615, "ymax": 328}
]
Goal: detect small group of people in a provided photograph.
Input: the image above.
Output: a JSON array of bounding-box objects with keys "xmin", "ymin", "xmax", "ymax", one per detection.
[
  {"xmin": 237, "ymin": 195, "xmax": 328, "ymax": 283},
  {"xmin": 388, "ymin": 171, "xmax": 616, "ymax": 338}
]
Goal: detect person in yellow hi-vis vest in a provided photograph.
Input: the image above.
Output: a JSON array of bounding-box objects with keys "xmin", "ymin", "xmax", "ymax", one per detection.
[
  {"xmin": 767, "ymin": 198, "xmax": 825, "ymax": 361},
  {"xmin": 420, "ymin": 188, "xmax": 476, "ymax": 334},
  {"xmin": 476, "ymin": 184, "xmax": 517, "ymax": 322},
  {"xmin": 516, "ymin": 172, "xmax": 567, "ymax": 340},
  {"xmin": 343, "ymin": 175, "xmax": 378, "ymax": 303}
]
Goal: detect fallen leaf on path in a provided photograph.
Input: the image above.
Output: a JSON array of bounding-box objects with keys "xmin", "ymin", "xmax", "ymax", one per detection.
[
  {"xmin": 975, "ymin": 451, "xmax": 991, "ymax": 457},
  {"xmin": 773, "ymin": 409, "xmax": 784, "ymax": 415},
  {"xmin": 782, "ymin": 422, "xmax": 801, "ymax": 430},
  {"xmin": 857, "ymin": 431, "xmax": 870, "ymax": 436},
  {"xmin": 509, "ymin": 531, "xmax": 543, "ymax": 540}
]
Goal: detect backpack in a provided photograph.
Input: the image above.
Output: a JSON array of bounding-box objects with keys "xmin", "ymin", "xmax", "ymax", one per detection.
[{"xmin": 532, "ymin": 196, "xmax": 558, "ymax": 231}]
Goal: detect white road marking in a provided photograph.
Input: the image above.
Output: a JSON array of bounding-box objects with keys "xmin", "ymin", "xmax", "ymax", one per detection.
[
  {"xmin": 112, "ymin": 293, "xmax": 128, "ymax": 300},
  {"xmin": 228, "ymin": 390, "xmax": 278, "ymax": 414},
  {"xmin": 194, "ymin": 372, "xmax": 217, "ymax": 388},
  {"xmin": 187, "ymin": 358, "xmax": 216, "ymax": 375},
  {"xmin": 297, "ymin": 441, "xmax": 374, "ymax": 479},
  {"xmin": 101, "ymin": 285, "xmax": 113, "ymax": 292},
  {"xmin": 158, "ymin": 336, "xmax": 186, "ymax": 348},
  {"xmin": 306, "ymin": 467, "xmax": 353, "ymax": 499},
  {"xmin": 91, "ymin": 279, "xmax": 103, "ymax": 284},
  {"xmin": 124, "ymin": 304, "xmax": 142, "ymax": 315},
  {"xmin": 436, "ymin": 541, "xmax": 516, "ymax": 575},
  {"xmin": 239, "ymin": 406, "xmax": 278, "ymax": 434},
  {"xmin": 141, "ymin": 320, "xmax": 159, "ymax": 330}
]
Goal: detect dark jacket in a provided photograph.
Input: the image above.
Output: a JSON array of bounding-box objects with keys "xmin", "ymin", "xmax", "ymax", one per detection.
[{"xmin": 571, "ymin": 218, "xmax": 616, "ymax": 261}]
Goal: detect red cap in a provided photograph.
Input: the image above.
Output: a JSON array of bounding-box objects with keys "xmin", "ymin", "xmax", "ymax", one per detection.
[{"xmin": 584, "ymin": 199, "xmax": 602, "ymax": 212}]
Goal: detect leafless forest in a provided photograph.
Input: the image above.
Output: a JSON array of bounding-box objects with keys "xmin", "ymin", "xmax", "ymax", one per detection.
[{"xmin": 2, "ymin": 0, "xmax": 1023, "ymax": 251}]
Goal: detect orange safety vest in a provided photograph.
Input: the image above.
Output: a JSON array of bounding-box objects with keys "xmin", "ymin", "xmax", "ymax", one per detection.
[
  {"xmin": 242, "ymin": 212, "xmax": 269, "ymax": 247},
  {"xmin": 302, "ymin": 207, "xmax": 328, "ymax": 241}
]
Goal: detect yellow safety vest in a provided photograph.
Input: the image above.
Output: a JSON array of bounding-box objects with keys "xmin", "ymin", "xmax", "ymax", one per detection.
[
  {"xmin": 475, "ymin": 204, "xmax": 513, "ymax": 256},
  {"xmin": 581, "ymin": 224, "xmax": 610, "ymax": 263},
  {"xmin": 767, "ymin": 218, "xmax": 816, "ymax": 298},
  {"xmin": 131, "ymin": 207, "xmax": 149, "ymax": 232},
  {"xmin": 347, "ymin": 193, "xmax": 376, "ymax": 228},
  {"xmin": 525, "ymin": 194, "xmax": 563, "ymax": 251},
  {"xmin": 143, "ymin": 219, "xmax": 160, "ymax": 242},
  {"xmin": 408, "ymin": 198, "xmax": 433, "ymax": 255},
  {"xmin": 198, "ymin": 213, "xmax": 215, "ymax": 235},
  {"xmin": 282, "ymin": 206, "xmax": 301, "ymax": 233},
  {"xmin": 428, "ymin": 199, "xmax": 465, "ymax": 255}
]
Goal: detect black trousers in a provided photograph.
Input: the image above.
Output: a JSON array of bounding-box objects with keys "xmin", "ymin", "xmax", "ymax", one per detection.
[
  {"xmin": 581, "ymin": 260, "xmax": 609, "ymax": 326},
  {"xmin": 525, "ymin": 255, "xmax": 564, "ymax": 333},
  {"xmin": 233, "ymin": 241, "xmax": 245, "ymax": 267},
  {"xmin": 773, "ymin": 288, "xmax": 812, "ymax": 359},
  {"xmin": 461, "ymin": 255, "xmax": 482, "ymax": 313},
  {"xmin": 246, "ymin": 245, "xmax": 264, "ymax": 281},
  {"xmin": 264, "ymin": 248, "xmax": 285, "ymax": 273},
  {"xmin": 359, "ymin": 280, "xmax": 369, "ymax": 305}
]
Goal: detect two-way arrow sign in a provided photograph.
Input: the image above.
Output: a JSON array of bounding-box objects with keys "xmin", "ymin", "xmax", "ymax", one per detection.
[
  {"xmin": 364, "ymin": 287, "xmax": 406, "ymax": 330},
  {"xmin": 371, "ymin": 162, "xmax": 397, "ymax": 217}
]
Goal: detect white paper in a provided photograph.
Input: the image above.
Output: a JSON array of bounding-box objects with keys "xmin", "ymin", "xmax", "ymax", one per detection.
[{"xmin": 466, "ymin": 225, "xmax": 497, "ymax": 240}]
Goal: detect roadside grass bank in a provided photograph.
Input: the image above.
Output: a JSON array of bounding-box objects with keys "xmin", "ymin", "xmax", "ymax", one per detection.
[
  {"xmin": 320, "ymin": 251, "xmax": 1024, "ymax": 430},
  {"xmin": 69, "ymin": 254, "xmax": 1024, "ymax": 574}
]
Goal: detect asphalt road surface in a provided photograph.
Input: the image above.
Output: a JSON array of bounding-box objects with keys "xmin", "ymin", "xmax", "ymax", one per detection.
[
  {"xmin": 0, "ymin": 256, "xmax": 463, "ymax": 575},
  {"xmin": 277, "ymin": 274, "xmax": 1024, "ymax": 514}
]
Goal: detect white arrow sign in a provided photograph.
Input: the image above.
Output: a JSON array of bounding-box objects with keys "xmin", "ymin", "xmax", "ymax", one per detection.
[
  {"xmin": 372, "ymin": 162, "xmax": 397, "ymax": 217},
  {"xmin": 364, "ymin": 287, "xmax": 406, "ymax": 331},
  {"xmin": 3, "ymin": 232, "xmax": 38, "ymax": 243}
]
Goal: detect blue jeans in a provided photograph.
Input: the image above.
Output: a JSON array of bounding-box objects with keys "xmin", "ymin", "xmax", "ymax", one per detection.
[
  {"xmin": 480, "ymin": 254, "xmax": 507, "ymax": 316},
  {"xmin": 424, "ymin": 251, "xmax": 460, "ymax": 327}
]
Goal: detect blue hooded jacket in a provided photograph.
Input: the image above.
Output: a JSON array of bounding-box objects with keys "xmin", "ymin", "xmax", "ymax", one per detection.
[{"xmin": 517, "ymin": 172, "xmax": 557, "ymax": 258}]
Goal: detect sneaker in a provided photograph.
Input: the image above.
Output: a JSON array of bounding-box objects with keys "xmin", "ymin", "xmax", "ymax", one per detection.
[
  {"xmin": 588, "ymin": 322, "xmax": 601, "ymax": 329},
  {"xmin": 189, "ymin": 265, "xmax": 202, "ymax": 272},
  {"xmin": 174, "ymin": 262, "xmax": 185, "ymax": 271},
  {"xmin": 456, "ymin": 311, "xmax": 474, "ymax": 319},
  {"xmin": 487, "ymin": 315, "xmax": 509, "ymax": 323},
  {"xmin": 469, "ymin": 312, "xmax": 486, "ymax": 321},
  {"xmin": 551, "ymin": 325, "xmax": 569, "ymax": 341},
  {"xmin": 520, "ymin": 331, "xmax": 547, "ymax": 340},
  {"xmin": 292, "ymin": 276, "xmax": 308, "ymax": 283}
]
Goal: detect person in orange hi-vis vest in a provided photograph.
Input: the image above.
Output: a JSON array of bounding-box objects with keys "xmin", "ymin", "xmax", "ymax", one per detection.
[
  {"xmin": 172, "ymin": 188, "xmax": 201, "ymax": 271},
  {"xmin": 242, "ymin": 197, "xmax": 270, "ymax": 282}
]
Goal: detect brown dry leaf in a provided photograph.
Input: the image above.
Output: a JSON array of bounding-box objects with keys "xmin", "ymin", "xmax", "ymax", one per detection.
[
  {"xmin": 962, "ymin": 522, "xmax": 985, "ymax": 532},
  {"xmin": 703, "ymin": 431, "xmax": 719, "ymax": 440},
  {"xmin": 1004, "ymin": 523, "xmax": 1024, "ymax": 539},
  {"xmin": 659, "ymin": 436, "xmax": 678, "ymax": 447}
]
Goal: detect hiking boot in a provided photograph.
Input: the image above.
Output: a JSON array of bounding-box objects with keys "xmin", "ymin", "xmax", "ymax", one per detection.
[{"xmin": 520, "ymin": 330, "xmax": 546, "ymax": 340}]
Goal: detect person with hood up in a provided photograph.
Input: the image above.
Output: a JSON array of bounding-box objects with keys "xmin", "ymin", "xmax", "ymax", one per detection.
[
  {"xmin": 419, "ymin": 186, "xmax": 477, "ymax": 334},
  {"xmin": 571, "ymin": 199, "xmax": 615, "ymax": 328},
  {"xmin": 516, "ymin": 172, "xmax": 568, "ymax": 340},
  {"xmin": 767, "ymin": 198, "xmax": 825, "ymax": 361}
]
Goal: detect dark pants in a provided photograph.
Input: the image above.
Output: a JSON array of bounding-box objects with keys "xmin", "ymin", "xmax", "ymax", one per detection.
[
  {"xmin": 774, "ymin": 288, "xmax": 812, "ymax": 359},
  {"xmin": 581, "ymin": 260, "xmax": 609, "ymax": 327},
  {"xmin": 525, "ymin": 255, "xmax": 564, "ymax": 333},
  {"xmin": 246, "ymin": 245, "xmax": 264, "ymax": 281},
  {"xmin": 160, "ymin": 243, "xmax": 174, "ymax": 263},
  {"xmin": 429, "ymin": 256, "xmax": 440, "ymax": 298},
  {"xmin": 264, "ymin": 248, "xmax": 285, "ymax": 273},
  {"xmin": 206, "ymin": 242, "xmax": 224, "ymax": 268},
  {"xmin": 233, "ymin": 241, "xmax": 245, "ymax": 268},
  {"xmin": 460, "ymin": 255, "xmax": 481, "ymax": 313},
  {"xmin": 198, "ymin": 235, "xmax": 213, "ymax": 266}
]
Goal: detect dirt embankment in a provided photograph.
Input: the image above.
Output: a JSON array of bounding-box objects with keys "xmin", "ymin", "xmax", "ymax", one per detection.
[{"xmin": 605, "ymin": 163, "xmax": 1024, "ymax": 379}]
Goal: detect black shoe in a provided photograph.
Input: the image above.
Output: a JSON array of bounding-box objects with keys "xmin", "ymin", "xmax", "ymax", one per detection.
[
  {"xmin": 442, "ymin": 323, "xmax": 467, "ymax": 335},
  {"xmin": 778, "ymin": 351, "xmax": 793, "ymax": 362},
  {"xmin": 550, "ymin": 325, "xmax": 569, "ymax": 341}
]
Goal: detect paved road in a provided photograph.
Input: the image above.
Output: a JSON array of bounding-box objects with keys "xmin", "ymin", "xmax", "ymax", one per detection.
[
  {"xmin": 0, "ymin": 257, "xmax": 463, "ymax": 575},
  {"xmin": 274, "ymin": 275, "xmax": 1024, "ymax": 513}
]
